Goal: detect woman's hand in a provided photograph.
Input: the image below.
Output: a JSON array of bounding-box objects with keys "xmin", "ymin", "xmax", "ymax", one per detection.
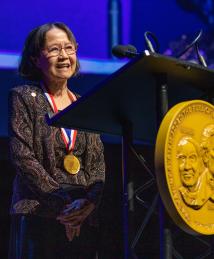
[
  {"xmin": 64, "ymin": 224, "xmax": 81, "ymax": 241},
  {"xmin": 57, "ymin": 200, "xmax": 95, "ymax": 226},
  {"xmin": 63, "ymin": 198, "xmax": 88, "ymax": 214}
]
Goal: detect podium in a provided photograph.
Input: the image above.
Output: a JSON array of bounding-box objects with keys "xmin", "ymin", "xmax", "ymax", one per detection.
[{"xmin": 47, "ymin": 51, "xmax": 214, "ymax": 258}]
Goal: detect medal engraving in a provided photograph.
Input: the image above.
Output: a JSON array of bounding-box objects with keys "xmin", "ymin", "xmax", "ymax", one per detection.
[{"xmin": 155, "ymin": 100, "xmax": 214, "ymax": 235}]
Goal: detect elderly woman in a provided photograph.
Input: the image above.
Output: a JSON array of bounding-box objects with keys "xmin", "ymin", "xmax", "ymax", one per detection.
[{"xmin": 8, "ymin": 22, "xmax": 105, "ymax": 259}]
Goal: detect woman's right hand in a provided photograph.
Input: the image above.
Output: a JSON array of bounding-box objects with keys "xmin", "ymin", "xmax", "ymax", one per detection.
[
  {"xmin": 57, "ymin": 201, "xmax": 95, "ymax": 227},
  {"xmin": 64, "ymin": 224, "xmax": 81, "ymax": 241},
  {"xmin": 58, "ymin": 199, "xmax": 89, "ymax": 241},
  {"xmin": 63, "ymin": 198, "xmax": 88, "ymax": 214}
]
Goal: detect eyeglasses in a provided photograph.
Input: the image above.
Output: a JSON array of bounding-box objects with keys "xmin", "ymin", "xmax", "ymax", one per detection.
[{"xmin": 44, "ymin": 43, "xmax": 78, "ymax": 57}]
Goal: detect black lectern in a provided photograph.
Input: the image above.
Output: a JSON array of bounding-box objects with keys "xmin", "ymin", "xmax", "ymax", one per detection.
[{"xmin": 47, "ymin": 51, "xmax": 214, "ymax": 258}]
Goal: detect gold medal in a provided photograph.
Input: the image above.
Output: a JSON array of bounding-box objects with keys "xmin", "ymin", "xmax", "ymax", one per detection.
[
  {"xmin": 64, "ymin": 154, "xmax": 80, "ymax": 175},
  {"xmin": 155, "ymin": 100, "xmax": 214, "ymax": 235}
]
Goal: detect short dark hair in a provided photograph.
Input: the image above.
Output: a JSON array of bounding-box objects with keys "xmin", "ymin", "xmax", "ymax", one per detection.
[{"xmin": 18, "ymin": 22, "xmax": 80, "ymax": 81}]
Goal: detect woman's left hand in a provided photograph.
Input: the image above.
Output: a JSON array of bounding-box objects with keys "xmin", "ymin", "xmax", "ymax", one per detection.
[{"xmin": 57, "ymin": 201, "xmax": 95, "ymax": 226}]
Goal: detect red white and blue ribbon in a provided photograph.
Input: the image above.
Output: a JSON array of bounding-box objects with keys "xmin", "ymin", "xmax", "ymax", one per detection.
[{"xmin": 41, "ymin": 84, "xmax": 77, "ymax": 153}]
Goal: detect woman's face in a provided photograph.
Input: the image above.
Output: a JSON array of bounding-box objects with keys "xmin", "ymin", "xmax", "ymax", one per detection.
[{"xmin": 36, "ymin": 27, "xmax": 77, "ymax": 85}]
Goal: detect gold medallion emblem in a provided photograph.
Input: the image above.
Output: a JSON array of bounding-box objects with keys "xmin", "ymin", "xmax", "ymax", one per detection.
[
  {"xmin": 155, "ymin": 100, "xmax": 214, "ymax": 235},
  {"xmin": 64, "ymin": 154, "xmax": 80, "ymax": 175}
]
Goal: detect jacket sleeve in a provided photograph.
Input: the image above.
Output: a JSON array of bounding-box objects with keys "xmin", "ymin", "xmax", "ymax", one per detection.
[
  {"xmin": 85, "ymin": 133, "xmax": 105, "ymax": 207},
  {"xmin": 9, "ymin": 88, "xmax": 70, "ymax": 212}
]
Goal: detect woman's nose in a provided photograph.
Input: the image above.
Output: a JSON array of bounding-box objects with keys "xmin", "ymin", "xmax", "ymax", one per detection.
[{"xmin": 59, "ymin": 48, "xmax": 68, "ymax": 58}]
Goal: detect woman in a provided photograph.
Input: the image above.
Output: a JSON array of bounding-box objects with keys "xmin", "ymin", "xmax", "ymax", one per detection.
[{"xmin": 8, "ymin": 22, "xmax": 105, "ymax": 259}]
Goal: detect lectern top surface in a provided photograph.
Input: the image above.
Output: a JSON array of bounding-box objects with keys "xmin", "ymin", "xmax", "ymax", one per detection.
[{"xmin": 47, "ymin": 52, "xmax": 214, "ymax": 143}]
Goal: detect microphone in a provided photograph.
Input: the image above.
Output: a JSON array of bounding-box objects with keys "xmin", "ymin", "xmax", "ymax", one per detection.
[
  {"xmin": 195, "ymin": 42, "xmax": 207, "ymax": 67},
  {"xmin": 176, "ymin": 30, "xmax": 203, "ymax": 58},
  {"xmin": 144, "ymin": 31, "xmax": 159, "ymax": 53},
  {"xmin": 112, "ymin": 44, "xmax": 139, "ymax": 58},
  {"xmin": 175, "ymin": 29, "xmax": 207, "ymax": 67}
]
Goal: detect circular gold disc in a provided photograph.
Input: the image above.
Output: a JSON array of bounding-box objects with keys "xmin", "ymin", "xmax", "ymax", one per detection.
[
  {"xmin": 64, "ymin": 154, "xmax": 80, "ymax": 175},
  {"xmin": 155, "ymin": 100, "xmax": 214, "ymax": 235}
]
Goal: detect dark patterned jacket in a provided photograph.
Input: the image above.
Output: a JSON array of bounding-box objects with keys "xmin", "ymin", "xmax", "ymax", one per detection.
[{"xmin": 9, "ymin": 85, "xmax": 105, "ymax": 218}]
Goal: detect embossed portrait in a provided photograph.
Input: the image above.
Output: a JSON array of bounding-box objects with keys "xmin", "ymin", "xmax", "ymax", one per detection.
[
  {"xmin": 177, "ymin": 136, "xmax": 207, "ymax": 209},
  {"xmin": 201, "ymin": 124, "xmax": 214, "ymax": 197},
  {"xmin": 201, "ymin": 124, "xmax": 214, "ymax": 175},
  {"xmin": 177, "ymin": 136, "xmax": 201, "ymax": 188}
]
